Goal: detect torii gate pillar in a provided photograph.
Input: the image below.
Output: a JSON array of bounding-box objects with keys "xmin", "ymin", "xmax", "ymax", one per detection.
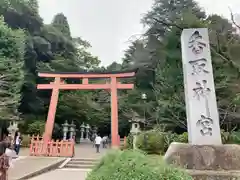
[{"xmin": 110, "ymin": 77, "xmax": 118, "ymax": 148}]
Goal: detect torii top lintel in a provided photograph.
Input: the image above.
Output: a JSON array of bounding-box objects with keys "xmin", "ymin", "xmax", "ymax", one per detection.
[
  {"xmin": 38, "ymin": 70, "xmax": 135, "ymax": 78},
  {"xmin": 37, "ymin": 70, "xmax": 136, "ymax": 90}
]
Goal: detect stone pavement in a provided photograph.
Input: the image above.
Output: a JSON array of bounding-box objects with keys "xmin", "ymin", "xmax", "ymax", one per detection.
[
  {"xmin": 74, "ymin": 143, "xmax": 109, "ymax": 158},
  {"xmin": 28, "ymin": 143, "xmax": 109, "ymax": 180},
  {"xmin": 9, "ymin": 143, "xmax": 108, "ymax": 180},
  {"xmin": 29, "ymin": 169, "xmax": 89, "ymax": 180},
  {"xmin": 9, "ymin": 156, "xmax": 65, "ymax": 180}
]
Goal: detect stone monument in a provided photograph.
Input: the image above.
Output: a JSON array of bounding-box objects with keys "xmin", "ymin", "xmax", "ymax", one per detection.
[
  {"xmin": 164, "ymin": 28, "xmax": 240, "ymax": 179},
  {"xmin": 181, "ymin": 28, "xmax": 222, "ymax": 145}
]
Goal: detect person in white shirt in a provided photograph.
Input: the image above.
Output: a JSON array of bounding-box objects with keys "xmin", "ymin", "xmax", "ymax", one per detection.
[
  {"xmin": 14, "ymin": 132, "xmax": 22, "ymax": 155},
  {"xmin": 94, "ymin": 134, "xmax": 102, "ymax": 153}
]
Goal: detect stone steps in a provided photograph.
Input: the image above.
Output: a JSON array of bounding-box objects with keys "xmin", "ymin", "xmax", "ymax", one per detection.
[{"xmin": 60, "ymin": 158, "xmax": 98, "ymax": 170}]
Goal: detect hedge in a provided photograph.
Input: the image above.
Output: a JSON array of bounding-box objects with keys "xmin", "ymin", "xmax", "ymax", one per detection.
[
  {"xmin": 126, "ymin": 129, "xmax": 240, "ymax": 155},
  {"xmin": 131, "ymin": 130, "xmax": 188, "ymax": 155},
  {"xmin": 86, "ymin": 150, "xmax": 192, "ymax": 180}
]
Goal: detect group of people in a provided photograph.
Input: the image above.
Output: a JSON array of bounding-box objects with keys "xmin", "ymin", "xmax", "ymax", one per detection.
[{"xmin": 92, "ymin": 134, "xmax": 110, "ymax": 153}]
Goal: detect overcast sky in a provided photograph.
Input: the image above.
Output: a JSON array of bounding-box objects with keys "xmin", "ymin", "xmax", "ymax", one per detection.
[{"xmin": 38, "ymin": 0, "xmax": 240, "ymax": 66}]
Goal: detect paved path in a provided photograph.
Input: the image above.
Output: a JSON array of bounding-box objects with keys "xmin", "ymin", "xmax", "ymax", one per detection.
[
  {"xmin": 30, "ymin": 169, "xmax": 89, "ymax": 180},
  {"xmin": 74, "ymin": 143, "xmax": 109, "ymax": 158},
  {"xmin": 27, "ymin": 143, "xmax": 108, "ymax": 180},
  {"xmin": 9, "ymin": 157, "xmax": 65, "ymax": 180}
]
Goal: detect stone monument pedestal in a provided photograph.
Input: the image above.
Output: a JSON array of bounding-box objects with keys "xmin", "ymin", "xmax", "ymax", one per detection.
[{"xmin": 164, "ymin": 142, "xmax": 240, "ymax": 179}]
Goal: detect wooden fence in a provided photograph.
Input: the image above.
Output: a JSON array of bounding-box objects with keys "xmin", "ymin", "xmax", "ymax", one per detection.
[{"xmin": 29, "ymin": 135, "xmax": 74, "ymax": 157}]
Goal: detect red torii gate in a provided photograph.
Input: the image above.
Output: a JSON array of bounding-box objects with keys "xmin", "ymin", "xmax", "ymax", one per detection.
[{"xmin": 37, "ymin": 71, "xmax": 135, "ymax": 148}]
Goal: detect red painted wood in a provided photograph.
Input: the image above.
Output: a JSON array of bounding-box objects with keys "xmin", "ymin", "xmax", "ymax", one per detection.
[
  {"xmin": 29, "ymin": 135, "xmax": 74, "ymax": 157},
  {"xmin": 38, "ymin": 72, "xmax": 135, "ymax": 78},
  {"xmin": 37, "ymin": 83, "xmax": 134, "ymax": 90}
]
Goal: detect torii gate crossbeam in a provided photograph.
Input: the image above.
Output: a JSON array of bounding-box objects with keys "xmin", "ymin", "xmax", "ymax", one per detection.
[{"xmin": 37, "ymin": 71, "xmax": 135, "ymax": 148}]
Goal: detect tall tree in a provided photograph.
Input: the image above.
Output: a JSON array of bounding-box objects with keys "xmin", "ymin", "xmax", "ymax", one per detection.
[
  {"xmin": 0, "ymin": 16, "xmax": 25, "ymax": 120},
  {"xmin": 120, "ymin": 0, "xmax": 240, "ymax": 131},
  {"xmin": 52, "ymin": 13, "xmax": 71, "ymax": 38}
]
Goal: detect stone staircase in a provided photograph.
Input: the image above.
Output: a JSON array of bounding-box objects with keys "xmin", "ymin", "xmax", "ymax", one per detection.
[{"xmin": 60, "ymin": 158, "xmax": 99, "ymax": 170}]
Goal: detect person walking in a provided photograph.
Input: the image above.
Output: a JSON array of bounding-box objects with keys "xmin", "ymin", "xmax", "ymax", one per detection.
[
  {"xmin": 14, "ymin": 132, "xmax": 22, "ymax": 156},
  {"xmin": 94, "ymin": 134, "xmax": 102, "ymax": 153},
  {"xmin": 102, "ymin": 136, "xmax": 109, "ymax": 148},
  {"xmin": 91, "ymin": 133, "xmax": 96, "ymax": 148}
]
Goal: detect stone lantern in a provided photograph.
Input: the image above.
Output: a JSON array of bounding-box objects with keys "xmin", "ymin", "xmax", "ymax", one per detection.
[
  {"xmin": 85, "ymin": 124, "xmax": 90, "ymax": 141},
  {"xmin": 62, "ymin": 120, "xmax": 69, "ymax": 140},
  {"xmin": 129, "ymin": 112, "xmax": 145, "ymax": 149},
  {"xmin": 80, "ymin": 123, "xmax": 85, "ymax": 141},
  {"xmin": 7, "ymin": 120, "xmax": 19, "ymax": 139},
  {"xmin": 69, "ymin": 121, "xmax": 76, "ymax": 140},
  {"xmin": 92, "ymin": 126, "xmax": 97, "ymax": 135}
]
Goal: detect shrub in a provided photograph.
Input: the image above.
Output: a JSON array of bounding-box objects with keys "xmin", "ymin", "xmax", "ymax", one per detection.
[
  {"xmin": 163, "ymin": 132, "xmax": 179, "ymax": 152},
  {"xmin": 91, "ymin": 150, "xmax": 122, "ymax": 172},
  {"xmin": 136, "ymin": 129, "xmax": 165, "ymax": 154},
  {"xmin": 221, "ymin": 130, "xmax": 240, "ymax": 144},
  {"xmin": 27, "ymin": 121, "xmax": 45, "ymax": 135},
  {"xmin": 21, "ymin": 134, "xmax": 31, "ymax": 147},
  {"xmin": 125, "ymin": 133, "xmax": 133, "ymax": 149},
  {"xmin": 221, "ymin": 129, "xmax": 230, "ymax": 144},
  {"xmin": 87, "ymin": 150, "xmax": 192, "ymax": 180},
  {"xmin": 136, "ymin": 130, "xmax": 188, "ymax": 154},
  {"xmin": 226, "ymin": 131, "xmax": 240, "ymax": 144}
]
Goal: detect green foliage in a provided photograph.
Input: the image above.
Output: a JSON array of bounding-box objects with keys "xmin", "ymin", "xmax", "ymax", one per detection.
[
  {"xmin": 221, "ymin": 130, "xmax": 240, "ymax": 144},
  {"xmin": 228, "ymin": 131, "xmax": 240, "ymax": 144},
  {"xmin": 221, "ymin": 129, "xmax": 230, "ymax": 144},
  {"xmin": 87, "ymin": 150, "xmax": 192, "ymax": 180},
  {"xmin": 136, "ymin": 130, "xmax": 165, "ymax": 154},
  {"xmin": 125, "ymin": 133, "xmax": 133, "ymax": 149},
  {"xmin": 0, "ymin": 0, "xmax": 43, "ymax": 32},
  {"xmin": 21, "ymin": 134, "xmax": 31, "ymax": 147},
  {"xmin": 119, "ymin": 0, "xmax": 240, "ymax": 132},
  {"xmin": 176, "ymin": 132, "xmax": 188, "ymax": 143},
  {"xmin": 0, "ymin": 16, "xmax": 25, "ymax": 120},
  {"xmin": 136, "ymin": 130, "xmax": 188, "ymax": 154},
  {"xmin": 0, "ymin": 0, "xmax": 105, "ymax": 132},
  {"xmin": 52, "ymin": 13, "xmax": 71, "ymax": 37},
  {"xmin": 27, "ymin": 121, "xmax": 45, "ymax": 135}
]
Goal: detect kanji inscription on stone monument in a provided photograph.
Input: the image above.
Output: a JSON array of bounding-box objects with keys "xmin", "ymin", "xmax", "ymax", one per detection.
[{"xmin": 181, "ymin": 28, "xmax": 222, "ymax": 145}]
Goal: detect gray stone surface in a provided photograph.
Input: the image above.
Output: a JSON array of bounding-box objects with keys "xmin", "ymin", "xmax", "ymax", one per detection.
[
  {"xmin": 74, "ymin": 143, "xmax": 108, "ymax": 158},
  {"xmin": 29, "ymin": 169, "xmax": 89, "ymax": 180},
  {"xmin": 164, "ymin": 142, "xmax": 240, "ymax": 170},
  {"xmin": 188, "ymin": 170, "xmax": 240, "ymax": 180},
  {"xmin": 9, "ymin": 157, "xmax": 65, "ymax": 180},
  {"xmin": 9, "ymin": 144, "xmax": 108, "ymax": 180},
  {"xmin": 181, "ymin": 28, "xmax": 221, "ymax": 145}
]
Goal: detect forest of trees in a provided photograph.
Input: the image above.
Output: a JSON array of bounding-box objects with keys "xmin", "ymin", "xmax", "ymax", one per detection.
[{"xmin": 0, "ymin": 0, "xmax": 240, "ymax": 137}]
